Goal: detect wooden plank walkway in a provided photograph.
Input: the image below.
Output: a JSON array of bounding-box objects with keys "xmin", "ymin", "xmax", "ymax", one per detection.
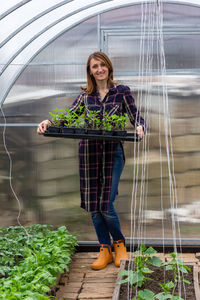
[
  {"xmin": 56, "ymin": 252, "xmax": 118, "ymax": 300},
  {"xmin": 55, "ymin": 252, "xmax": 200, "ymax": 300}
]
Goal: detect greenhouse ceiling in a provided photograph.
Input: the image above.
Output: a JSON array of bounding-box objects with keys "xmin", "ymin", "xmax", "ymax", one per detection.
[{"xmin": 0, "ymin": 0, "xmax": 199, "ymax": 106}]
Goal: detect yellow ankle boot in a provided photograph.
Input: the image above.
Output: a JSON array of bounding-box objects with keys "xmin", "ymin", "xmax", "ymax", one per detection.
[
  {"xmin": 91, "ymin": 245, "xmax": 113, "ymax": 270},
  {"xmin": 114, "ymin": 240, "xmax": 128, "ymax": 267}
]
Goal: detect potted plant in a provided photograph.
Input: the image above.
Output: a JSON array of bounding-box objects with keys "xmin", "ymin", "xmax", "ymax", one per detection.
[
  {"xmin": 86, "ymin": 110, "xmax": 102, "ymax": 135},
  {"xmin": 102, "ymin": 111, "xmax": 114, "ymax": 135},
  {"xmin": 63, "ymin": 107, "xmax": 86, "ymax": 134},
  {"xmin": 72, "ymin": 106, "xmax": 86, "ymax": 134},
  {"xmin": 73, "ymin": 112, "xmax": 86, "ymax": 134},
  {"xmin": 111, "ymin": 113, "xmax": 128, "ymax": 136},
  {"xmin": 48, "ymin": 108, "xmax": 65, "ymax": 133},
  {"xmin": 61, "ymin": 108, "xmax": 76, "ymax": 134}
]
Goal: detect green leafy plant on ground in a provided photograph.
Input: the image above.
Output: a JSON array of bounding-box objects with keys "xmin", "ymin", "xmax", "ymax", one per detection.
[
  {"xmin": 155, "ymin": 252, "xmax": 191, "ymax": 300},
  {"xmin": 118, "ymin": 244, "xmax": 162, "ymax": 292},
  {"xmin": 118, "ymin": 244, "xmax": 191, "ymax": 300},
  {"xmin": 0, "ymin": 225, "xmax": 77, "ymax": 300}
]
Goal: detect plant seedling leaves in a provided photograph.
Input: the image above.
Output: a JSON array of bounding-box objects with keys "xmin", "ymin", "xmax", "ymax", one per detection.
[
  {"xmin": 144, "ymin": 247, "xmax": 157, "ymax": 255},
  {"xmin": 148, "ymin": 256, "xmax": 162, "ymax": 267},
  {"xmin": 179, "ymin": 265, "xmax": 189, "ymax": 273},
  {"xmin": 140, "ymin": 244, "xmax": 147, "ymax": 252},
  {"xmin": 138, "ymin": 289, "xmax": 155, "ymax": 300},
  {"xmin": 58, "ymin": 226, "xmax": 67, "ymax": 233},
  {"xmin": 119, "ymin": 269, "xmax": 131, "ymax": 276},
  {"xmin": 166, "ymin": 281, "xmax": 175, "ymax": 289},
  {"xmin": 156, "ymin": 292, "xmax": 173, "ymax": 299},
  {"xmin": 118, "ymin": 269, "xmax": 145, "ymax": 286},
  {"xmin": 183, "ymin": 279, "xmax": 190, "ymax": 285},
  {"xmin": 142, "ymin": 267, "xmax": 154, "ymax": 274},
  {"xmin": 41, "ymin": 285, "xmax": 50, "ymax": 292},
  {"xmin": 117, "ymin": 278, "xmax": 129, "ymax": 285},
  {"xmin": 165, "ymin": 265, "xmax": 173, "ymax": 271},
  {"xmin": 170, "ymin": 252, "xmax": 178, "ymax": 259}
]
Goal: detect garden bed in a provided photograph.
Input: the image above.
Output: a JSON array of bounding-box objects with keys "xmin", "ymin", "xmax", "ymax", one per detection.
[
  {"xmin": 0, "ymin": 225, "xmax": 77, "ymax": 299},
  {"xmin": 113, "ymin": 259, "xmax": 200, "ymax": 300}
]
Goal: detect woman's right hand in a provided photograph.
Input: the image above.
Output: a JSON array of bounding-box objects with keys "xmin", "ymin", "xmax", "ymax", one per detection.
[{"xmin": 37, "ymin": 120, "xmax": 51, "ymax": 135}]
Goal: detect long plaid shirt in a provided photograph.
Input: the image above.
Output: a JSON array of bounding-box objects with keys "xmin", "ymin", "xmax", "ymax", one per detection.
[{"xmin": 70, "ymin": 85, "xmax": 145, "ymax": 212}]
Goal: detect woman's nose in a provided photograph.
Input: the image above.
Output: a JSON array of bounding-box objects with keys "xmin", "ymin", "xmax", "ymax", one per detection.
[{"xmin": 97, "ymin": 66, "xmax": 102, "ymax": 72}]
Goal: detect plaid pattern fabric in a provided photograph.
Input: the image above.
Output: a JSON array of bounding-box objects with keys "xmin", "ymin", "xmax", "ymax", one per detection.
[{"xmin": 70, "ymin": 85, "xmax": 145, "ymax": 212}]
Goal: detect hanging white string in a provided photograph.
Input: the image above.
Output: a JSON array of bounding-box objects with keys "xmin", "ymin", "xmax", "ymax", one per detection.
[
  {"xmin": 128, "ymin": 0, "xmax": 186, "ymax": 299},
  {"xmin": 157, "ymin": 0, "xmax": 185, "ymax": 298},
  {"xmin": 0, "ymin": 103, "xmax": 30, "ymax": 243}
]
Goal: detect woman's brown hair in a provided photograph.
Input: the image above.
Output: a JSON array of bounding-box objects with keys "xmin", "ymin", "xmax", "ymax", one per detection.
[{"xmin": 81, "ymin": 51, "xmax": 116, "ymax": 95}]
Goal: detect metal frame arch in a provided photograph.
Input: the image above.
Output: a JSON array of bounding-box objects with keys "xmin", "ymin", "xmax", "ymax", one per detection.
[
  {"xmin": 0, "ymin": 0, "xmax": 200, "ymax": 106},
  {"xmin": 0, "ymin": 0, "xmax": 109, "ymax": 75},
  {"xmin": 0, "ymin": 0, "xmax": 73, "ymax": 48},
  {"xmin": 0, "ymin": 0, "xmax": 31, "ymax": 21}
]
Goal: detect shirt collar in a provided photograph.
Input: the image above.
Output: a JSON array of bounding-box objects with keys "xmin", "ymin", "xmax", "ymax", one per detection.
[
  {"xmin": 109, "ymin": 84, "xmax": 117, "ymax": 94},
  {"xmin": 93, "ymin": 84, "xmax": 117, "ymax": 96}
]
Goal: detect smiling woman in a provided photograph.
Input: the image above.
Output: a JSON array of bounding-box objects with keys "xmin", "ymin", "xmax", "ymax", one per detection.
[{"xmin": 37, "ymin": 51, "xmax": 145, "ymax": 270}]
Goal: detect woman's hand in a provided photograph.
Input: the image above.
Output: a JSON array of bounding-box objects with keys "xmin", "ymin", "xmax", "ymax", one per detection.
[
  {"xmin": 37, "ymin": 120, "xmax": 51, "ymax": 135},
  {"xmin": 136, "ymin": 125, "xmax": 144, "ymax": 139}
]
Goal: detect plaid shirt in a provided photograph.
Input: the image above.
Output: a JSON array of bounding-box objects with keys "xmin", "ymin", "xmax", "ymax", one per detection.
[{"xmin": 70, "ymin": 85, "xmax": 145, "ymax": 212}]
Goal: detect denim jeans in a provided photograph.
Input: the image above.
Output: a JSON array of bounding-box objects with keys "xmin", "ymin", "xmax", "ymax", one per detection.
[{"xmin": 91, "ymin": 142, "xmax": 125, "ymax": 245}]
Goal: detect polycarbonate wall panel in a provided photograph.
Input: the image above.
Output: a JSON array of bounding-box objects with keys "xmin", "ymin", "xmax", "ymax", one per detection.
[
  {"xmin": 100, "ymin": 3, "xmax": 200, "ymax": 27},
  {"xmin": 100, "ymin": 5, "xmax": 142, "ymax": 26},
  {"xmin": 163, "ymin": 3, "xmax": 200, "ymax": 26},
  {"xmin": 106, "ymin": 34, "xmax": 200, "ymax": 75},
  {"xmin": 32, "ymin": 16, "xmax": 98, "ymax": 65},
  {"xmin": 4, "ymin": 16, "xmax": 97, "ymax": 124},
  {"xmin": 165, "ymin": 35, "xmax": 200, "ymax": 70},
  {"xmin": 1, "ymin": 3, "xmax": 200, "ymax": 243}
]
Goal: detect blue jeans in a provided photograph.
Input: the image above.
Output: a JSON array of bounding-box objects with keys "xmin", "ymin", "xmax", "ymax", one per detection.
[{"xmin": 91, "ymin": 143, "xmax": 125, "ymax": 245}]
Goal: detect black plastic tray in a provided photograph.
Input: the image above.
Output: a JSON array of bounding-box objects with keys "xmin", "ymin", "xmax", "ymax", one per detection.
[{"xmin": 43, "ymin": 132, "xmax": 141, "ymax": 142}]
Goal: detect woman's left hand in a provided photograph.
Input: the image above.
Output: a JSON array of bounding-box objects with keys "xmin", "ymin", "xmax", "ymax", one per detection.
[{"xmin": 136, "ymin": 125, "xmax": 144, "ymax": 139}]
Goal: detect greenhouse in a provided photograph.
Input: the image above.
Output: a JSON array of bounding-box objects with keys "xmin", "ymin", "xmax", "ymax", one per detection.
[{"xmin": 0, "ymin": 0, "xmax": 200, "ymax": 299}]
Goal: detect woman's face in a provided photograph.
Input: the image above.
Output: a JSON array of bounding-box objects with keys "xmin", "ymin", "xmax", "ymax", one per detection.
[{"xmin": 89, "ymin": 58, "xmax": 109, "ymax": 83}]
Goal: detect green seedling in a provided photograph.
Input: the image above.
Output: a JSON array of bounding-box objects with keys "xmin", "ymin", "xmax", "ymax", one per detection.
[
  {"xmin": 86, "ymin": 110, "xmax": 101, "ymax": 130},
  {"xmin": 117, "ymin": 245, "xmax": 191, "ymax": 300},
  {"xmin": 49, "ymin": 108, "xmax": 65, "ymax": 126},
  {"xmin": 111, "ymin": 113, "xmax": 128, "ymax": 131},
  {"xmin": 118, "ymin": 244, "xmax": 162, "ymax": 290}
]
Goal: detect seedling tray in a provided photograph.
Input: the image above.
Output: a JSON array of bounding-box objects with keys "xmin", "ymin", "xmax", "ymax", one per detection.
[{"xmin": 43, "ymin": 132, "xmax": 141, "ymax": 142}]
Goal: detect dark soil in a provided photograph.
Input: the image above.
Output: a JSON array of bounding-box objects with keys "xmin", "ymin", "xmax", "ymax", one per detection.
[{"xmin": 120, "ymin": 262, "xmax": 195, "ymax": 299}]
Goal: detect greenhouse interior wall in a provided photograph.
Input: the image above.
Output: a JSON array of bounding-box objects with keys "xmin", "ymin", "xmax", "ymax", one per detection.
[{"xmin": 0, "ymin": 0, "xmax": 200, "ymax": 246}]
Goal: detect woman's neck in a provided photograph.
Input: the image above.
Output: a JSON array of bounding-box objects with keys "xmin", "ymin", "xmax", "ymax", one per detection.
[{"xmin": 96, "ymin": 80, "xmax": 108, "ymax": 92}]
